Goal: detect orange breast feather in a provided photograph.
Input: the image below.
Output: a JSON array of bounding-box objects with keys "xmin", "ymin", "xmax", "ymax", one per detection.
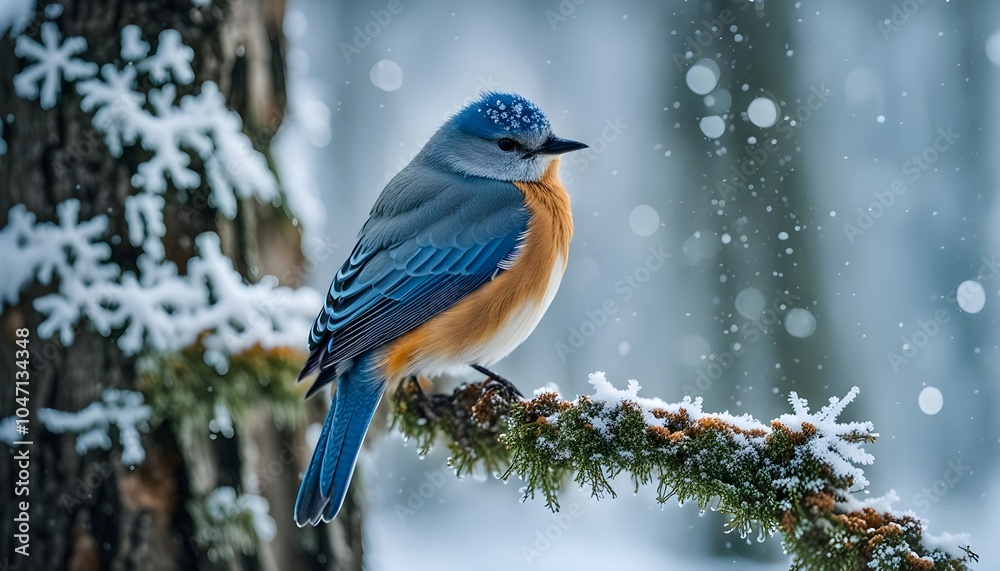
[{"xmin": 379, "ymin": 159, "xmax": 573, "ymax": 381}]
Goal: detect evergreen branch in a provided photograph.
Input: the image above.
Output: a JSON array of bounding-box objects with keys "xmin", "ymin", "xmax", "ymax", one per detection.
[{"xmin": 391, "ymin": 372, "xmax": 976, "ymax": 571}]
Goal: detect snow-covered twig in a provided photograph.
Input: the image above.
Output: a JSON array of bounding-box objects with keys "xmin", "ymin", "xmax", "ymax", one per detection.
[{"xmin": 392, "ymin": 373, "xmax": 976, "ymax": 571}]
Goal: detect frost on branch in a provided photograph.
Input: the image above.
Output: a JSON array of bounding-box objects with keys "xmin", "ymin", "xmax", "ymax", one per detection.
[
  {"xmin": 13, "ymin": 22, "xmax": 97, "ymax": 109},
  {"xmin": 392, "ymin": 373, "xmax": 976, "ymax": 571},
  {"xmin": 35, "ymin": 389, "xmax": 152, "ymax": 465}
]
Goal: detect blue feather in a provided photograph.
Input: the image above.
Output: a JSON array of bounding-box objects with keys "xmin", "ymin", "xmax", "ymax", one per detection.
[
  {"xmin": 295, "ymin": 352, "xmax": 385, "ymax": 525},
  {"xmin": 296, "ymin": 126, "xmax": 538, "ymax": 523},
  {"xmin": 301, "ymin": 165, "xmax": 529, "ymax": 394}
]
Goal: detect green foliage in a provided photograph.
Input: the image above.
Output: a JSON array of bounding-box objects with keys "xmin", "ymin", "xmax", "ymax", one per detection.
[
  {"xmin": 138, "ymin": 343, "xmax": 305, "ymax": 447},
  {"xmin": 391, "ymin": 377, "xmax": 976, "ymax": 571},
  {"xmin": 188, "ymin": 486, "xmax": 275, "ymax": 562},
  {"xmin": 138, "ymin": 343, "xmax": 301, "ymax": 560},
  {"xmin": 391, "ymin": 379, "xmax": 512, "ymax": 477}
]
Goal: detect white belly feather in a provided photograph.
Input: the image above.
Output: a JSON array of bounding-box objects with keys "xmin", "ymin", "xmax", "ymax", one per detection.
[{"xmin": 414, "ymin": 255, "xmax": 565, "ymax": 378}]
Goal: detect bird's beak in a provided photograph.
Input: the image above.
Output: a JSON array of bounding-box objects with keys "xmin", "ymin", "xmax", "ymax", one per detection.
[{"xmin": 535, "ymin": 135, "xmax": 588, "ymax": 155}]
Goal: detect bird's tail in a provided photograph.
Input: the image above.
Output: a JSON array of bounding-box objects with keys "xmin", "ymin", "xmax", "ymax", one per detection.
[{"xmin": 294, "ymin": 352, "xmax": 386, "ymax": 526}]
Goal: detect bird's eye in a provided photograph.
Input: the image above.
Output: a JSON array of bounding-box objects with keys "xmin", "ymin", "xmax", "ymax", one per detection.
[{"xmin": 497, "ymin": 138, "xmax": 517, "ymax": 152}]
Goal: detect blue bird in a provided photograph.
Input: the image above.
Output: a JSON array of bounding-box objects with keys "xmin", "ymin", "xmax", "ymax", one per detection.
[{"xmin": 295, "ymin": 92, "xmax": 587, "ymax": 525}]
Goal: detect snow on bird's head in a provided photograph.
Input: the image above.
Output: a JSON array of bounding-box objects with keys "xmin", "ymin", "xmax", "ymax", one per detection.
[{"xmin": 453, "ymin": 92, "xmax": 551, "ymax": 139}]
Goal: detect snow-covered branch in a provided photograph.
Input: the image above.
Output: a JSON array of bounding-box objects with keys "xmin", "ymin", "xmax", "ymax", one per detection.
[
  {"xmin": 4, "ymin": 19, "xmax": 325, "ymax": 365},
  {"xmin": 35, "ymin": 389, "xmax": 151, "ymax": 465},
  {"xmin": 0, "ymin": 201, "xmax": 320, "ymax": 361},
  {"xmin": 392, "ymin": 373, "xmax": 977, "ymax": 571}
]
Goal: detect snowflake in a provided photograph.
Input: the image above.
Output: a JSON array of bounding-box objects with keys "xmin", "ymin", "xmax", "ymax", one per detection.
[
  {"xmin": 120, "ymin": 24, "xmax": 149, "ymax": 61},
  {"xmin": 36, "ymin": 389, "xmax": 152, "ymax": 465},
  {"xmin": 0, "ymin": 120, "xmax": 6, "ymax": 157},
  {"xmin": 76, "ymin": 63, "xmax": 145, "ymax": 157},
  {"xmin": 0, "ymin": 199, "xmax": 115, "ymax": 307},
  {"xmin": 13, "ymin": 22, "xmax": 98, "ymax": 109},
  {"xmin": 77, "ymin": 59, "xmax": 277, "ymax": 217},
  {"xmin": 475, "ymin": 92, "xmax": 550, "ymax": 133},
  {"xmin": 129, "ymin": 83, "xmax": 202, "ymax": 193},
  {"xmin": 776, "ymin": 386, "xmax": 876, "ymax": 489},
  {"xmin": 186, "ymin": 83, "xmax": 279, "ymax": 217},
  {"xmin": 69, "ymin": 26, "xmax": 278, "ymax": 217},
  {"xmin": 137, "ymin": 28, "xmax": 194, "ymax": 84},
  {"xmin": 4, "ymin": 22, "xmax": 317, "ymax": 365},
  {"xmin": 124, "ymin": 82, "xmax": 278, "ymax": 216},
  {"xmin": 1, "ymin": 199, "xmax": 320, "ymax": 360},
  {"xmin": 0, "ymin": 0, "xmax": 34, "ymax": 39},
  {"xmin": 124, "ymin": 193, "xmax": 166, "ymax": 261},
  {"xmin": 204, "ymin": 487, "xmax": 277, "ymax": 542}
]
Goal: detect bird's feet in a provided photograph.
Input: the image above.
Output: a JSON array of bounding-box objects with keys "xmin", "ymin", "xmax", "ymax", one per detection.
[
  {"xmin": 406, "ymin": 376, "xmax": 439, "ymax": 420},
  {"xmin": 471, "ymin": 364, "xmax": 524, "ymax": 400}
]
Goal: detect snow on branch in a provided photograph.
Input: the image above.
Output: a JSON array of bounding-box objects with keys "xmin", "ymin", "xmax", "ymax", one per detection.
[
  {"xmin": 35, "ymin": 389, "xmax": 152, "ymax": 465},
  {"xmin": 0, "ymin": 200, "xmax": 116, "ymax": 306},
  {"xmin": 392, "ymin": 373, "xmax": 977, "ymax": 571},
  {"xmin": 0, "ymin": 201, "xmax": 320, "ymax": 361},
  {"xmin": 190, "ymin": 486, "xmax": 276, "ymax": 562},
  {"xmin": 6, "ymin": 22, "xmax": 323, "ymax": 363},
  {"xmin": 15, "ymin": 20, "xmax": 280, "ymax": 218}
]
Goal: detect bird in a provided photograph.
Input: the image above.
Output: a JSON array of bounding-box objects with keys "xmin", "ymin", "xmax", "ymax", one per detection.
[{"xmin": 294, "ymin": 92, "xmax": 587, "ymax": 525}]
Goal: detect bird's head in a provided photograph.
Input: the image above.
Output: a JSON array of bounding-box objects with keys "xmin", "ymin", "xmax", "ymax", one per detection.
[{"xmin": 425, "ymin": 92, "xmax": 588, "ymax": 182}]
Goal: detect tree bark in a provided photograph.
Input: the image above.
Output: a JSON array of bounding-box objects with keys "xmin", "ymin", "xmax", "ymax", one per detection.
[{"xmin": 0, "ymin": 1, "xmax": 361, "ymax": 569}]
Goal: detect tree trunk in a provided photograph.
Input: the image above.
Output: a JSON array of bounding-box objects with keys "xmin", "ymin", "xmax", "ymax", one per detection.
[{"xmin": 0, "ymin": 1, "xmax": 362, "ymax": 569}]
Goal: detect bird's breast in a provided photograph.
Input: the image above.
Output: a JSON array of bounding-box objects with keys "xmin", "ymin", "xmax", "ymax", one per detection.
[{"xmin": 379, "ymin": 159, "xmax": 573, "ymax": 382}]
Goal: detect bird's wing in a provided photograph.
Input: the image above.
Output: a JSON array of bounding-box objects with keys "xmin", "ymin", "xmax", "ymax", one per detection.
[{"xmin": 300, "ymin": 166, "xmax": 529, "ymax": 389}]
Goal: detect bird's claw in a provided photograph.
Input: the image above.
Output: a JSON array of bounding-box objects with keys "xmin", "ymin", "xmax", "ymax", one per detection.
[
  {"xmin": 471, "ymin": 364, "xmax": 524, "ymax": 400},
  {"xmin": 407, "ymin": 376, "xmax": 439, "ymax": 420}
]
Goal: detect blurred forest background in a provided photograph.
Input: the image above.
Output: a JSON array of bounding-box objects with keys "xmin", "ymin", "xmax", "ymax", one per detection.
[
  {"xmin": 1, "ymin": 0, "xmax": 998, "ymax": 570},
  {"xmin": 293, "ymin": 0, "xmax": 999, "ymax": 569}
]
